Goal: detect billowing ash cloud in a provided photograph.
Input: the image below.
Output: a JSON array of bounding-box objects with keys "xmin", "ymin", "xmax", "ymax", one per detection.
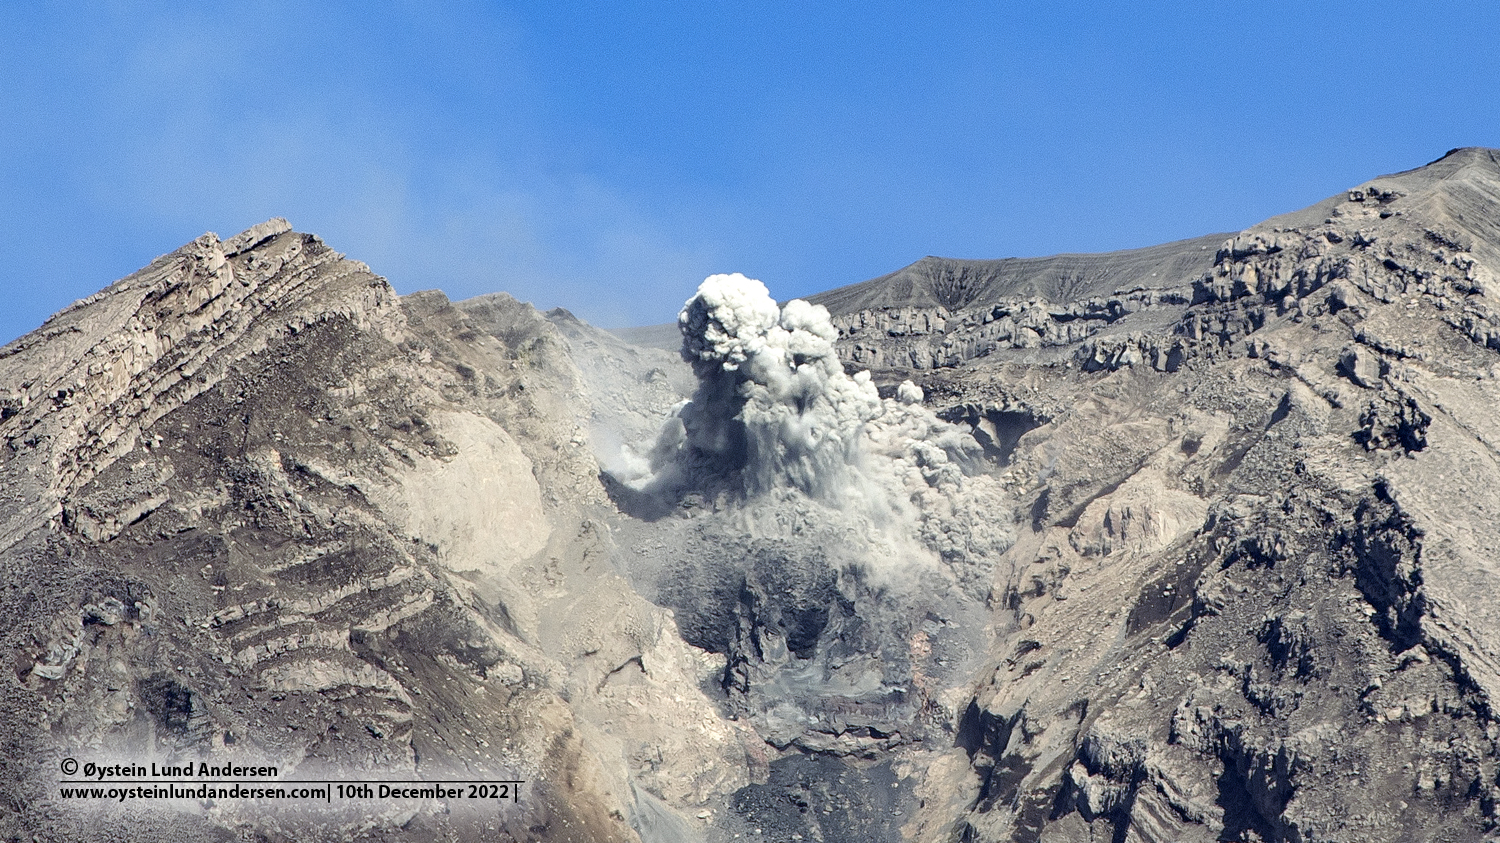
[
  {"xmin": 671, "ymin": 273, "xmax": 881, "ymax": 500},
  {"xmin": 618, "ymin": 273, "xmax": 1011, "ymax": 589},
  {"xmin": 600, "ymin": 274, "xmax": 1013, "ymax": 758}
]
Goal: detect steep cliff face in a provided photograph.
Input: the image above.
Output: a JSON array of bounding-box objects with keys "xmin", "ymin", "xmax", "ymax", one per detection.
[
  {"xmin": 0, "ymin": 221, "xmax": 748, "ymax": 843},
  {"xmin": 893, "ymin": 147, "xmax": 1500, "ymax": 842},
  {"xmin": 6, "ymin": 148, "xmax": 1500, "ymax": 843}
]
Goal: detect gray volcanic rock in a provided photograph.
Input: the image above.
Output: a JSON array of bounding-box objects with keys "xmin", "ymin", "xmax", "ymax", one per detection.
[
  {"xmin": 0, "ymin": 222, "xmax": 744, "ymax": 842},
  {"xmin": 805, "ymin": 234, "xmax": 1226, "ymax": 372},
  {"xmin": 809, "ymin": 234, "xmax": 1229, "ymax": 313},
  {"xmin": 895, "ymin": 147, "xmax": 1500, "ymax": 842},
  {"xmin": 5, "ymin": 148, "xmax": 1500, "ymax": 843}
]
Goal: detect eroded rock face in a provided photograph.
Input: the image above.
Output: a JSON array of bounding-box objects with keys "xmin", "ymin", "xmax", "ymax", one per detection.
[
  {"xmin": 884, "ymin": 147, "xmax": 1500, "ymax": 843},
  {"xmin": 7, "ymin": 147, "xmax": 1500, "ymax": 843},
  {"xmin": 0, "ymin": 224, "xmax": 747, "ymax": 843}
]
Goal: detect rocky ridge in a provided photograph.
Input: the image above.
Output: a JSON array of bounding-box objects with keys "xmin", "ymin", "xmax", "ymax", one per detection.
[
  {"xmin": 0, "ymin": 221, "xmax": 749, "ymax": 842},
  {"xmin": 806, "ymin": 235, "xmax": 1223, "ymax": 371},
  {"xmin": 887, "ymin": 147, "xmax": 1500, "ymax": 842}
]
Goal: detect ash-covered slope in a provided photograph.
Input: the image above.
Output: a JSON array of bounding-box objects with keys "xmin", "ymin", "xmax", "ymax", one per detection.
[
  {"xmin": 892, "ymin": 146, "xmax": 1500, "ymax": 842},
  {"xmin": 811, "ymin": 148, "xmax": 1500, "ymax": 375},
  {"xmin": 808, "ymin": 233, "xmax": 1228, "ymax": 314},
  {"xmin": 0, "ymin": 220, "xmax": 747, "ymax": 843},
  {"xmin": 797, "ymin": 233, "xmax": 1223, "ymax": 372}
]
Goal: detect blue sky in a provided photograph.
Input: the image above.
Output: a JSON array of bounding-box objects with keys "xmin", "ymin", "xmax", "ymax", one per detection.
[{"xmin": 3, "ymin": 1, "xmax": 1497, "ymax": 344}]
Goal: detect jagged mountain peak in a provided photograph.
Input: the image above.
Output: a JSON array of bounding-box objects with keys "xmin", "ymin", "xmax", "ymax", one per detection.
[
  {"xmin": 808, "ymin": 147, "xmax": 1500, "ymax": 322},
  {"xmin": 803, "ymin": 148, "xmax": 1500, "ymax": 374},
  {"xmin": 1252, "ymin": 146, "xmax": 1500, "ymax": 239},
  {"xmin": 0, "ymin": 218, "xmax": 399, "ymax": 556}
]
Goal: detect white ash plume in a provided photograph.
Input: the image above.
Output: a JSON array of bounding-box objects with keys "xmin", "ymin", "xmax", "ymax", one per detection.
[
  {"xmin": 622, "ymin": 273, "xmax": 1012, "ymax": 589},
  {"xmin": 670, "ymin": 273, "xmax": 881, "ymax": 501}
]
